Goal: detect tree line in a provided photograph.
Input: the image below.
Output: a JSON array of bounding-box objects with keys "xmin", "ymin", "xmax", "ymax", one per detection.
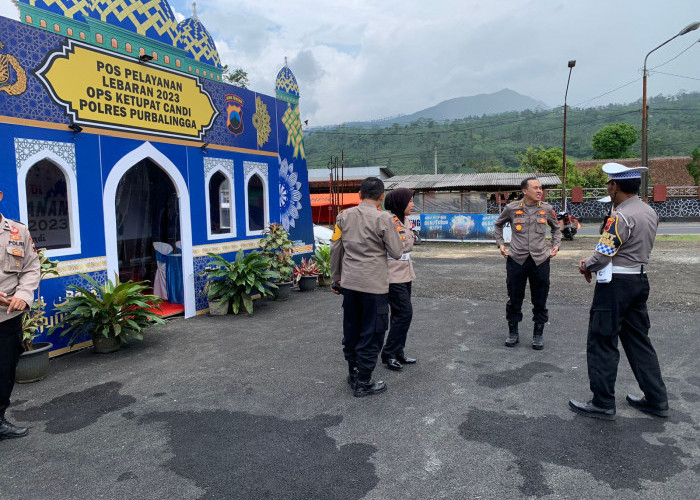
[{"xmin": 304, "ymin": 91, "xmax": 700, "ymax": 184}]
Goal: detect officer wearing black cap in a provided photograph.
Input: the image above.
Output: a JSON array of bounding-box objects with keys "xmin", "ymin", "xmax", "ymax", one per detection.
[
  {"xmin": 569, "ymin": 163, "xmax": 669, "ymax": 420},
  {"xmin": 0, "ymin": 189, "xmax": 41, "ymax": 439}
]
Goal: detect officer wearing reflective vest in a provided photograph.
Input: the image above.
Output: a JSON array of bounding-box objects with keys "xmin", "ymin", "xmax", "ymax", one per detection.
[
  {"xmin": 494, "ymin": 177, "xmax": 561, "ymax": 350},
  {"xmin": 569, "ymin": 163, "xmax": 668, "ymax": 420},
  {"xmin": 330, "ymin": 177, "xmax": 404, "ymax": 397},
  {"xmin": 0, "ymin": 189, "xmax": 41, "ymax": 440}
]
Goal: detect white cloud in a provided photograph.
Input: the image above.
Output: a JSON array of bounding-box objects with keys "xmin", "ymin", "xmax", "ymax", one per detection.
[{"xmin": 3, "ymin": 0, "xmax": 699, "ymax": 126}]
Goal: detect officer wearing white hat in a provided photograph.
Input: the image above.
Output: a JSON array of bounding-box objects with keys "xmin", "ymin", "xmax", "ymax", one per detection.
[{"xmin": 569, "ymin": 163, "xmax": 668, "ymax": 420}]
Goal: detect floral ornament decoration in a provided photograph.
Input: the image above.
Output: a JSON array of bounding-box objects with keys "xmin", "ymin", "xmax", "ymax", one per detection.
[
  {"xmin": 278, "ymin": 156, "xmax": 302, "ymax": 231},
  {"xmin": 252, "ymin": 96, "xmax": 271, "ymax": 147}
]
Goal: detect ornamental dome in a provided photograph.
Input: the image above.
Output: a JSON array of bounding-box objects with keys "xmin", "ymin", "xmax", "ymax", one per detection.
[
  {"xmin": 89, "ymin": 0, "xmax": 180, "ymax": 47},
  {"xmin": 175, "ymin": 16, "xmax": 221, "ymax": 68},
  {"xmin": 12, "ymin": 0, "xmax": 92, "ymax": 21},
  {"xmin": 275, "ymin": 60, "xmax": 299, "ymax": 103}
]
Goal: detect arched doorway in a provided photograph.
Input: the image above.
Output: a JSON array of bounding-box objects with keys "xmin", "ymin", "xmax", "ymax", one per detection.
[
  {"xmin": 115, "ymin": 159, "xmax": 180, "ymax": 299},
  {"xmin": 103, "ymin": 142, "xmax": 195, "ymax": 318}
]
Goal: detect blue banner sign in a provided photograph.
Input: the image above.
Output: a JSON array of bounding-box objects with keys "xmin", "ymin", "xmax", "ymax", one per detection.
[{"xmin": 418, "ymin": 214, "xmax": 500, "ymax": 241}]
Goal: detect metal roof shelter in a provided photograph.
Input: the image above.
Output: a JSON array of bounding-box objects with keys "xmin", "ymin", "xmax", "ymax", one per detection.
[
  {"xmin": 384, "ymin": 173, "xmax": 561, "ymax": 191},
  {"xmin": 307, "ymin": 166, "xmax": 394, "ymax": 183}
]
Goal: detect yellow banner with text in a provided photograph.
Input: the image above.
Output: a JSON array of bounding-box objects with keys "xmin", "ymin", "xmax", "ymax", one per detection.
[{"xmin": 36, "ymin": 41, "xmax": 218, "ymax": 139}]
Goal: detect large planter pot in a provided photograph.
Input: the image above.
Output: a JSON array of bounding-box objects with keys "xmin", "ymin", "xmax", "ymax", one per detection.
[
  {"xmin": 272, "ymin": 281, "xmax": 293, "ymax": 301},
  {"xmin": 208, "ymin": 298, "xmax": 229, "ymax": 316},
  {"xmin": 92, "ymin": 335, "xmax": 121, "ymax": 354},
  {"xmin": 16, "ymin": 342, "xmax": 53, "ymax": 383},
  {"xmin": 318, "ymin": 275, "xmax": 332, "ymax": 287},
  {"xmin": 298, "ymin": 275, "xmax": 318, "ymax": 292}
]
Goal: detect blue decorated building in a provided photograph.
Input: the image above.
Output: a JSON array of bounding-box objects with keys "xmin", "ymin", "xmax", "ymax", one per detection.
[{"xmin": 0, "ymin": 0, "xmax": 313, "ymax": 354}]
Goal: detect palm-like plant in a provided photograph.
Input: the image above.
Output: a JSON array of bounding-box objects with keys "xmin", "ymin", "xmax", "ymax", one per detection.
[
  {"xmin": 22, "ymin": 249, "xmax": 59, "ymax": 351},
  {"xmin": 203, "ymin": 251, "xmax": 279, "ymax": 314},
  {"xmin": 49, "ymin": 273, "xmax": 165, "ymax": 346}
]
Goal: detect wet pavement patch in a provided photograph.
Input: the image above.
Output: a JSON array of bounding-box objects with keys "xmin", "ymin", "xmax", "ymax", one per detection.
[
  {"xmin": 140, "ymin": 411, "xmax": 378, "ymax": 500},
  {"xmin": 476, "ymin": 362, "xmax": 563, "ymax": 389},
  {"xmin": 459, "ymin": 408, "xmax": 689, "ymax": 496},
  {"xmin": 13, "ymin": 381, "xmax": 136, "ymax": 434}
]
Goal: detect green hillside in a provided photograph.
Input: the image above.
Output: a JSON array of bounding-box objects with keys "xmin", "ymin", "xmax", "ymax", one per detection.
[{"xmin": 304, "ymin": 92, "xmax": 700, "ymax": 175}]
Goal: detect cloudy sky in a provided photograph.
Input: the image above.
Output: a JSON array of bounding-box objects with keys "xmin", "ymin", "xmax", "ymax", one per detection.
[{"xmin": 2, "ymin": 0, "xmax": 699, "ymax": 126}]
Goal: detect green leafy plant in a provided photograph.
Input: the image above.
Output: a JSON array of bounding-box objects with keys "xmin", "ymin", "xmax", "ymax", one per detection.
[
  {"xmin": 259, "ymin": 223, "xmax": 295, "ymax": 282},
  {"xmin": 49, "ymin": 273, "xmax": 165, "ymax": 346},
  {"xmin": 292, "ymin": 257, "xmax": 321, "ymax": 283},
  {"xmin": 313, "ymin": 243, "xmax": 331, "ymax": 279},
  {"xmin": 202, "ymin": 251, "xmax": 279, "ymax": 315},
  {"xmin": 21, "ymin": 248, "xmax": 59, "ymax": 351}
]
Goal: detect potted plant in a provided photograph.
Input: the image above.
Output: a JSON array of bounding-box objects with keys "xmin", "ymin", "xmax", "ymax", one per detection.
[
  {"xmin": 313, "ymin": 243, "xmax": 332, "ymax": 287},
  {"xmin": 49, "ymin": 273, "xmax": 166, "ymax": 354},
  {"xmin": 202, "ymin": 251, "xmax": 279, "ymax": 315},
  {"xmin": 16, "ymin": 249, "xmax": 59, "ymax": 383},
  {"xmin": 293, "ymin": 257, "xmax": 320, "ymax": 292},
  {"xmin": 200, "ymin": 264, "xmax": 231, "ymax": 315},
  {"xmin": 259, "ymin": 223, "xmax": 295, "ymax": 300}
]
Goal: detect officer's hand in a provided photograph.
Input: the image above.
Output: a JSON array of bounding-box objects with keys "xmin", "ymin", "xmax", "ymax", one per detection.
[
  {"xmin": 331, "ymin": 281, "xmax": 342, "ymax": 295},
  {"xmin": 0, "ymin": 291, "xmax": 9, "ymax": 306},
  {"xmin": 499, "ymin": 245, "xmax": 508, "ymax": 259},
  {"xmin": 6, "ymin": 296, "xmax": 28, "ymax": 313},
  {"xmin": 579, "ymin": 259, "xmax": 592, "ymax": 283},
  {"xmin": 550, "ymin": 246, "xmax": 559, "ymax": 258}
]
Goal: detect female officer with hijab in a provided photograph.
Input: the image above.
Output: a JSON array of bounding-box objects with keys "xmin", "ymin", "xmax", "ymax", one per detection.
[{"xmin": 380, "ymin": 188, "xmax": 417, "ymax": 371}]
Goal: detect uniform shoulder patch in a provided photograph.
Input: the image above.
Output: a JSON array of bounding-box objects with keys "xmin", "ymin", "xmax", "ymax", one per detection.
[
  {"xmin": 595, "ymin": 215, "xmax": 622, "ymax": 256},
  {"xmin": 331, "ymin": 223, "xmax": 342, "ymax": 242}
]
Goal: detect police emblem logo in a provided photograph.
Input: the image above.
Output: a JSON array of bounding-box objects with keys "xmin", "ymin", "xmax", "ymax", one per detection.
[
  {"xmin": 603, "ymin": 217, "xmax": 614, "ymax": 232},
  {"xmin": 538, "ymin": 210, "xmax": 546, "ymax": 215},
  {"xmin": 10, "ymin": 248, "xmax": 22, "ymax": 256},
  {"xmin": 595, "ymin": 216, "xmax": 622, "ymax": 256},
  {"xmin": 515, "ymin": 210, "xmax": 524, "ymax": 215},
  {"xmin": 538, "ymin": 218, "xmax": 546, "ymax": 223},
  {"xmin": 10, "ymin": 226, "xmax": 19, "ymax": 234},
  {"xmin": 515, "ymin": 224, "xmax": 522, "ymax": 231},
  {"xmin": 225, "ymin": 94, "xmax": 245, "ymax": 136},
  {"xmin": 9, "ymin": 233, "xmax": 21, "ymax": 241}
]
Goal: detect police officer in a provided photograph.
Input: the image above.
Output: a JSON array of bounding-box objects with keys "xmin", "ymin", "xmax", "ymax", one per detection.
[
  {"xmin": 330, "ymin": 177, "xmax": 404, "ymax": 397},
  {"xmin": 494, "ymin": 177, "xmax": 561, "ymax": 349},
  {"xmin": 0, "ymin": 190, "xmax": 40, "ymax": 439},
  {"xmin": 569, "ymin": 164, "xmax": 668, "ymax": 420}
]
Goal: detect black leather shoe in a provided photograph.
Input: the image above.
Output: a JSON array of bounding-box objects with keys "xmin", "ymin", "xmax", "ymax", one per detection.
[
  {"xmin": 0, "ymin": 418, "xmax": 28, "ymax": 439},
  {"xmin": 347, "ymin": 372, "xmax": 358, "ymax": 387},
  {"xmin": 532, "ymin": 323, "xmax": 544, "ymax": 350},
  {"xmin": 396, "ymin": 354, "xmax": 416, "ymax": 364},
  {"xmin": 568, "ymin": 399, "xmax": 616, "ymax": 420},
  {"xmin": 353, "ymin": 379, "xmax": 387, "ymax": 397},
  {"xmin": 626, "ymin": 394, "xmax": 669, "ymax": 418},
  {"xmin": 384, "ymin": 358, "xmax": 403, "ymax": 371},
  {"xmin": 505, "ymin": 321, "xmax": 519, "ymax": 347}
]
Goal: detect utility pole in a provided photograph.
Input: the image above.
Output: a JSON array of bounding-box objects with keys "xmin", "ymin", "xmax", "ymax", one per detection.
[{"xmin": 434, "ymin": 147, "xmax": 437, "ymax": 175}]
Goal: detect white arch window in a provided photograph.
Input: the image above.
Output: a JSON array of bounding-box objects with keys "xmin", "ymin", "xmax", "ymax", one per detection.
[
  {"xmin": 204, "ymin": 159, "xmax": 236, "ymax": 240},
  {"xmin": 16, "ymin": 147, "xmax": 81, "ymax": 257},
  {"xmin": 243, "ymin": 161, "xmax": 269, "ymax": 236}
]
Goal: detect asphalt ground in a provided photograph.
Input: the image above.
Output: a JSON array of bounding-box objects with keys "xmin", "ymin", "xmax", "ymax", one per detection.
[{"xmin": 3, "ymin": 241, "xmax": 699, "ymax": 500}]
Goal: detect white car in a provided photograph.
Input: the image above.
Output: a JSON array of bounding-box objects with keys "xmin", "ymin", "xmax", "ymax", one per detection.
[{"xmin": 313, "ymin": 224, "xmax": 333, "ymax": 245}]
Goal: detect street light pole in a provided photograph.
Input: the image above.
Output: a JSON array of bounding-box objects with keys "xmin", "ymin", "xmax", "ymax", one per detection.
[
  {"xmin": 561, "ymin": 60, "xmax": 576, "ymax": 212},
  {"xmin": 641, "ymin": 21, "xmax": 700, "ymax": 201}
]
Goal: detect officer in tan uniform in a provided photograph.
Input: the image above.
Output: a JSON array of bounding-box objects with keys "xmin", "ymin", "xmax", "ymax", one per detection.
[
  {"xmin": 330, "ymin": 177, "xmax": 404, "ymax": 397},
  {"xmin": 569, "ymin": 164, "xmax": 668, "ymax": 421},
  {"xmin": 494, "ymin": 177, "xmax": 561, "ymax": 349},
  {"xmin": 0, "ymin": 190, "xmax": 41, "ymax": 439}
]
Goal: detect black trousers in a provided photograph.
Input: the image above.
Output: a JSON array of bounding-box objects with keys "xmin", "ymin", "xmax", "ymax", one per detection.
[
  {"xmin": 587, "ymin": 274, "xmax": 667, "ymax": 409},
  {"xmin": 342, "ymin": 289, "xmax": 389, "ymax": 378},
  {"xmin": 0, "ymin": 315, "xmax": 24, "ymax": 418},
  {"xmin": 382, "ymin": 282, "xmax": 413, "ymax": 360},
  {"xmin": 506, "ymin": 256, "xmax": 550, "ymax": 324}
]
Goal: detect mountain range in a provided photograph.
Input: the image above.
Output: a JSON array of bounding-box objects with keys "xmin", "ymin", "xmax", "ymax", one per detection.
[{"xmin": 325, "ymin": 89, "xmax": 549, "ymax": 129}]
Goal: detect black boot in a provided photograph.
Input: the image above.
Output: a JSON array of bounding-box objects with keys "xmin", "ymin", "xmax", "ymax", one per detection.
[
  {"xmin": 347, "ymin": 364, "xmax": 358, "ymax": 387},
  {"xmin": 532, "ymin": 323, "xmax": 544, "ymax": 350},
  {"xmin": 505, "ymin": 321, "xmax": 519, "ymax": 347},
  {"xmin": 0, "ymin": 417, "xmax": 28, "ymax": 440},
  {"xmin": 353, "ymin": 376, "xmax": 387, "ymax": 398}
]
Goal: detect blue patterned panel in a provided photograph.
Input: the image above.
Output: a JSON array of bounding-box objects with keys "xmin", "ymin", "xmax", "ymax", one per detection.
[
  {"xmin": 90, "ymin": 0, "xmax": 180, "ymax": 46},
  {"xmin": 13, "ymin": 0, "xmax": 93, "ymax": 21},
  {"xmin": 175, "ymin": 17, "xmax": 221, "ymax": 68}
]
